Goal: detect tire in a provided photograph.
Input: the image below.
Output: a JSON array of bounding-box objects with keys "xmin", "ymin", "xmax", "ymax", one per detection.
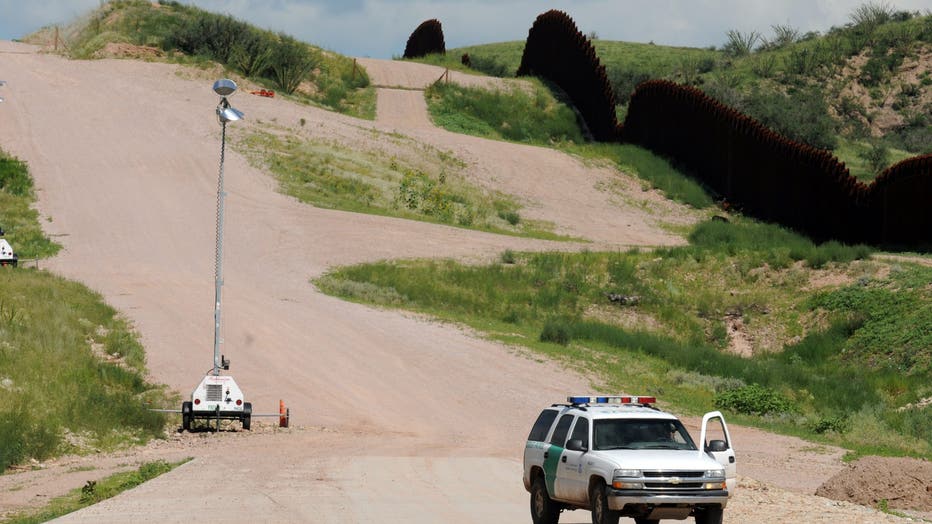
[
  {"xmin": 695, "ymin": 507, "xmax": 723, "ymax": 524},
  {"xmin": 530, "ymin": 476, "xmax": 560, "ymax": 524},
  {"xmin": 181, "ymin": 401, "xmax": 192, "ymax": 431},
  {"xmin": 590, "ymin": 484, "xmax": 619, "ymax": 524},
  {"xmin": 242, "ymin": 402, "xmax": 252, "ymax": 430}
]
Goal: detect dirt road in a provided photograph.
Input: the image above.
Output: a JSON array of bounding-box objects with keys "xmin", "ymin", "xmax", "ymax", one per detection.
[{"xmin": 0, "ymin": 42, "xmax": 914, "ymax": 522}]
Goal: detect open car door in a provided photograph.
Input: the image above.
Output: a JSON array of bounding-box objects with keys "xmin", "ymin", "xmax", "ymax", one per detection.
[{"xmin": 699, "ymin": 411, "xmax": 736, "ymax": 492}]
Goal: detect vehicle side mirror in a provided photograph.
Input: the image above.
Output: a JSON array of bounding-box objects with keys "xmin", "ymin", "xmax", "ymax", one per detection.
[
  {"xmin": 566, "ymin": 439, "xmax": 587, "ymax": 452},
  {"xmin": 707, "ymin": 440, "xmax": 728, "ymax": 452}
]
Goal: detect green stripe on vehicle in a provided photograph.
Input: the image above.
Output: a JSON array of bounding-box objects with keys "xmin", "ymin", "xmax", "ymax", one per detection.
[{"xmin": 543, "ymin": 444, "xmax": 563, "ymax": 495}]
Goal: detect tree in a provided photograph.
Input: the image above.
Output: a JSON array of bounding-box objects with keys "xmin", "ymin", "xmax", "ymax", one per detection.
[{"xmin": 270, "ymin": 35, "xmax": 318, "ymax": 95}]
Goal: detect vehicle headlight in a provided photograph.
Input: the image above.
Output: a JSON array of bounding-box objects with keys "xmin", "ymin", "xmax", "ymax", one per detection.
[
  {"xmin": 704, "ymin": 469, "xmax": 725, "ymax": 479},
  {"xmin": 612, "ymin": 469, "xmax": 643, "ymax": 489}
]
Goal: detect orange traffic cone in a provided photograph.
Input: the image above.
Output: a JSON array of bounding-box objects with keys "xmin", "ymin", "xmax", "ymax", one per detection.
[{"xmin": 279, "ymin": 399, "xmax": 289, "ymax": 428}]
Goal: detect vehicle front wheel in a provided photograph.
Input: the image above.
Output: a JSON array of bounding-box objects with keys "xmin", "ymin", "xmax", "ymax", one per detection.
[
  {"xmin": 530, "ymin": 476, "xmax": 560, "ymax": 524},
  {"xmin": 590, "ymin": 484, "xmax": 619, "ymax": 524},
  {"xmin": 242, "ymin": 402, "xmax": 252, "ymax": 430},
  {"xmin": 695, "ymin": 507, "xmax": 724, "ymax": 524}
]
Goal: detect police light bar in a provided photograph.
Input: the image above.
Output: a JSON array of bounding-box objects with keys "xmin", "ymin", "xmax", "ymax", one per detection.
[{"xmin": 568, "ymin": 395, "xmax": 656, "ymax": 405}]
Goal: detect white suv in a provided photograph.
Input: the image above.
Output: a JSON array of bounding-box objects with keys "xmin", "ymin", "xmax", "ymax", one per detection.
[{"xmin": 523, "ymin": 396, "xmax": 736, "ymax": 524}]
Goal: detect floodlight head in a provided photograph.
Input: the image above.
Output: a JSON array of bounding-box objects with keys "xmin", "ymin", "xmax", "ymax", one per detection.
[
  {"xmin": 216, "ymin": 99, "xmax": 244, "ymax": 123},
  {"xmin": 213, "ymin": 79, "xmax": 237, "ymax": 97}
]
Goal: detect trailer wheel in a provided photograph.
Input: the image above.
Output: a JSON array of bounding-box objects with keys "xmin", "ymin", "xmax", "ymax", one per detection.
[
  {"xmin": 242, "ymin": 402, "xmax": 252, "ymax": 430},
  {"xmin": 182, "ymin": 401, "xmax": 192, "ymax": 431}
]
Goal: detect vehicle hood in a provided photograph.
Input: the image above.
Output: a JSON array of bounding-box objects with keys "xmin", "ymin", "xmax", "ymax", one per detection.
[{"xmin": 593, "ymin": 449, "xmax": 720, "ymax": 471}]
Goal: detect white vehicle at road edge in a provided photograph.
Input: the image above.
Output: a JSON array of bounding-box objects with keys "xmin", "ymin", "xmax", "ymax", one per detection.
[
  {"xmin": 523, "ymin": 395, "xmax": 736, "ymax": 524},
  {"xmin": 0, "ymin": 235, "xmax": 17, "ymax": 268}
]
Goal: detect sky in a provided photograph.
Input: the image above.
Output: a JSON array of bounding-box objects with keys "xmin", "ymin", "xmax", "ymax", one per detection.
[{"xmin": 0, "ymin": 0, "xmax": 929, "ymax": 59}]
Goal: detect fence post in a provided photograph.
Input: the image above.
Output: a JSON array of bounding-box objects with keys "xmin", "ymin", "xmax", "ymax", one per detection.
[{"xmin": 352, "ymin": 58, "xmax": 357, "ymax": 81}]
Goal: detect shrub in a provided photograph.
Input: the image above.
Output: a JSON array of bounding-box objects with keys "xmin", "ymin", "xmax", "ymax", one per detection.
[
  {"xmin": 0, "ymin": 153, "xmax": 33, "ymax": 197},
  {"xmin": 465, "ymin": 54, "xmax": 513, "ymax": 77},
  {"xmin": 722, "ymin": 30, "xmax": 760, "ymax": 57},
  {"xmin": 540, "ymin": 318, "xmax": 573, "ymax": 345},
  {"xmin": 269, "ymin": 34, "xmax": 318, "ymax": 94},
  {"xmin": 810, "ymin": 414, "xmax": 851, "ymax": 434},
  {"xmin": 498, "ymin": 210, "xmax": 520, "ymax": 226},
  {"xmin": 606, "ymin": 66, "xmax": 653, "ymax": 104},
  {"xmin": 738, "ymin": 87, "xmax": 839, "ymax": 150},
  {"xmin": 714, "ymin": 384, "xmax": 796, "ymax": 415}
]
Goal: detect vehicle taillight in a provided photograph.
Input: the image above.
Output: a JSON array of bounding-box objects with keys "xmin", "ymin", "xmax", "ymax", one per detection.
[
  {"xmin": 236, "ymin": 399, "xmax": 242, "ymax": 406},
  {"xmin": 194, "ymin": 398, "xmax": 200, "ymax": 405}
]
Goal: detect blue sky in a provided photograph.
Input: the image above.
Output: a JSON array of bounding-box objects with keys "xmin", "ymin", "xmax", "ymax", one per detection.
[{"xmin": 0, "ymin": 1, "xmax": 929, "ymax": 58}]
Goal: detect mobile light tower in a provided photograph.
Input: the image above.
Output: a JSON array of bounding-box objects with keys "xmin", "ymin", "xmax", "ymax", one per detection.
[{"xmin": 182, "ymin": 79, "xmax": 252, "ymax": 431}]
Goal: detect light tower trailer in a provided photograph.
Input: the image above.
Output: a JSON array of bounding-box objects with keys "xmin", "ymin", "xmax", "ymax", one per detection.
[
  {"xmin": 183, "ymin": 372, "xmax": 251, "ymax": 431},
  {"xmin": 183, "ymin": 78, "xmax": 250, "ymax": 432},
  {"xmin": 150, "ymin": 79, "xmax": 288, "ymax": 431}
]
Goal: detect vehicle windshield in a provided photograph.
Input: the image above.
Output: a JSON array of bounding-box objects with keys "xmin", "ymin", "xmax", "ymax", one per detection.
[{"xmin": 593, "ymin": 418, "xmax": 697, "ymax": 451}]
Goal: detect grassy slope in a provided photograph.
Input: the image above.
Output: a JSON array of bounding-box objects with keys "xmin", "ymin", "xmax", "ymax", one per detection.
[
  {"xmin": 442, "ymin": 13, "xmax": 931, "ymax": 180},
  {"xmin": 318, "ymin": 219, "xmax": 931, "ymax": 459},
  {"xmin": 31, "ymin": 0, "xmax": 375, "ymax": 120},
  {"xmin": 235, "ymin": 125, "xmax": 571, "ymax": 241},
  {"xmin": 0, "ymin": 151, "xmax": 170, "ymax": 472}
]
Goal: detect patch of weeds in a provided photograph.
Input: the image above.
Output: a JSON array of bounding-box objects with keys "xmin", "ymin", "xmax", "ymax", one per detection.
[{"xmin": 714, "ymin": 384, "xmax": 797, "ymax": 416}]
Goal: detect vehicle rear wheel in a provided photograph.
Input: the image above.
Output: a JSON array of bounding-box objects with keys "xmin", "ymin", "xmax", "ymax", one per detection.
[
  {"xmin": 181, "ymin": 401, "xmax": 192, "ymax": 431},
  {"xmin": 242, "ymin": 402, "xmax": 252, "ymax": 430},
  {"xmin": 590, "ymin": 484, "xmax": 619, "ymax": 524},
  {"xmin": 530, "ymin": 476, "xmax": 560, "ymax": 524},
  {"xmin": 695, "ymin": 507, "xmax": 723, "ymax": 524}
]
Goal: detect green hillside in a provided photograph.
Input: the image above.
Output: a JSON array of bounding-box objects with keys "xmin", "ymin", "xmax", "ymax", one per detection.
[
  {"xmin": 427, "ymin": 6, "xmax": 932, "ymax": 181},
  {"xmin": 24, "ymin": 0, "xmax": 375, "ymax": 119}
]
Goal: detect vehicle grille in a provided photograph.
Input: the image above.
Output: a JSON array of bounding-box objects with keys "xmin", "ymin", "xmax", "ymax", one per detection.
[
  {"xmin": 643, "ymin": 471, "xmax": 704, "ymax": 478},
  {"xmin": 642, "ymin": 471, "xmax": 706, "ymax": 490},
  {"xmin": 206, "ymin": 384, "xmax": 222, "ymax": 401}
]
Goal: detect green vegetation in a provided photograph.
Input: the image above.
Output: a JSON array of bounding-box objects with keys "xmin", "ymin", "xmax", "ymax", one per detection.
[
  {"xmin": 237, "ymin": 127, "xmax": 569, "ymax": 240},
  {"xmin": 4, "ymin": 459, "xmax": 188, "ymax": 524},
  {"xmin": 834, "ymin": 138, "xmax": 917, "ymax": 182},
  {"xmin": 0, "ymin": 150, "xmax": 60, "ymax": 259},
  {"xmin": 0, "ymin": 269, "xmax": 172, "ymax": 471},
  {"xmin": 425, "ymin": 80, "xmax": 584, "ymax": 145},
  {"xmin": 317, "ymin": 218, "xmax": 932, "ymax": 458},
  {"xmin": 568, "ymin": 143, "xmax": 714, "ymax": 208},
  {"xmin": 52, "ymin": 0, "xmax": 374, "ymax": 118},
  {"xmin": 0, "ymin": 147, "xmax": 169, "ymax": 472},
  {"xmin": 420, "ymin": 42, "xmax": 528, "ymax": 77},
  {"xmin": 436, "ymin": 5, "xmax": 931, "ymax": 180},
  {"xmin": 423, "ymin": 84, "xmax": 713, "ymax": 208}
]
